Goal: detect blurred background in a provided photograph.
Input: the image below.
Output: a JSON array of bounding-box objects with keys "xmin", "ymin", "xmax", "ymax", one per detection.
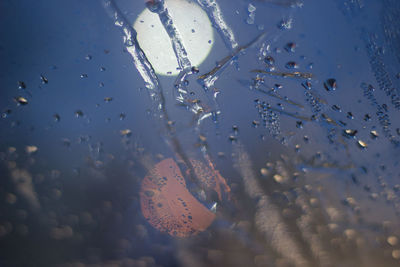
[{"xmin": 1, "ymin": 0, "xmax": 400, "ymax": 266}]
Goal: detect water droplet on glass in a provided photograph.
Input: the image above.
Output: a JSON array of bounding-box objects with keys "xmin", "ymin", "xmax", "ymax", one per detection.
[
  {"xmin": 285, "ymin": 42, "xmax": 296, "ymax": 53},
  {"xmin": 15, "ymin": 96, "xmax": 28, "ymax": 105},
  {"xmin": 273, "ymin": 174, "xmax": 285, "ymax": 183},
  {"xmin": 331, "ymin": 104, "xmax": 341, "ymax": 112},
  {"xmin": 229, "ymin": 135, "xmax": 237, "ymax": 142},
  {"xmin": 264, "ymin": 55, "xmax": 275, "ymax": 65},
  {"xmin": 120, "ymin": 129, "xmax": 132, "ymax": 136},
  {"xmin": 74, "ymin": 110, "xmax": 84, "ymax": 117},
  {"xmin": 285, "ymin": 61, "xmax": 298, "ymax": 69},
  {"xmin": 104, "ymin": 97, "xmax": 113, "ymax": 102},
  {"xmin": 324, "ymin": 78, "xmax": 337, "ymax": 91},
  {"xmin": 388, "ymin": 236, "xmax": 399, "ymax": 246},
  {"xmin": 53, "ymin": 114, "xmax": 60, "ymax": 122},
  {"xmin": 246, "ymin": 15, "xmax": 255, "ymax": 25},
  {"xmin": 370, "ymin": 130, "xmax": 379, "ymax": 139},
  {"xmin": 364, "ymin": 114, "xmax": 371, "ymax": 121},
  {"xmin": 343, "ymin": 129, "xmax": 357, "ymax": 138},
  {"xmin": 40, "ymin": 74, "xmax": 48, "ymax": 84},
  {"xmin": 1, "ymin": 109, "xmax": 12, "ymax": 119},
  {"xmin": 85, "ymin": 55, "xmax": 92, "ymax": 60},
  {"xmin": 357, "ymin": 140, "xmax": 368, "ymax": 149},
  {"xmin": 100, "ymin": 67, "xmax": 106, "ymax": 72},
  {"xmin": 191, "ymin": 66, "xmax": 199, "ymax": 74},
  {"xmin": 25, "ymin": 146, "xmax": 38, "ymax": 154},
  {"xmin": 119, "ymin": 113, "xmax": 126, "ymax": 120},
  {"xmin": 99, "ymin": 82, "xmax": 104, "ymax": 87},
  {"xmin": 296, "ymin": 121, "xmax": 303, "ymax": 129},
  {"xmin": 80, "ymin": 74, "xmax": 88, "ymax": 78},
  {"xmin": 260, "ymin": 168, "xmax": 269, "ymax": 177},
  {"xmin": 347, "ymin": 112, "xmax": 354, "ymax": 119},
  {"xmin": 252, "ymin": 120, "xmax": 260, "ymax": 128},
  {"xmin": 302, "ymin": 81, "xmax": 312, "ymax": 90},
  {"xmin": 232, "ymin": 125, "xmax": 239, "ymax": 134},
  {"xmin": 17, "ymin": 81, "xmax": 26, "ymax": 89},
  {"xmin": 392, "ymin": 250, "xmax": 400, "ymax": 260},
  {"xmin": 278, "ymin": 18, "xmax": 293, "ymax": 30},
  {"xmin": 247, "ymin": 3, "xmax": 256, "ymax": 12}
]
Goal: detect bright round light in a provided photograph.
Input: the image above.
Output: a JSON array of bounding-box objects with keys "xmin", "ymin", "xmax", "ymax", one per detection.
[{"xmin": 134, "ymin": 0, "xmax": 214, "ymax": 76}]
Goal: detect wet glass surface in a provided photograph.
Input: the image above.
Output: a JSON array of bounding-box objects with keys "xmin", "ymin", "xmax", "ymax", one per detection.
[{"xmin": 1, "ymin": 0, "xmax": 400, "ymax": 266}]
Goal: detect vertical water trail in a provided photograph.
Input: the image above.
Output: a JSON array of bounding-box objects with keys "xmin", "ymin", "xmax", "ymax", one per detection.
[
  {"xmin": 102, "ymin": 0, "xmax": 164, "ymax": 118},
  {"xmin": 232, "ymin": 141, "xmax": 310, "ymax": 267},
  {"xmin": 195, "ymin": 0, "xmax": 238, "ymax": 90},
  {"xmin": 195, "ymin": 0, "xmax": 239, "ymax": 51},
  {"xmin": 102, "ymin": 0, "xmax": 204, "ymax": 189},
  {"xmin": 146, "ymin": 0, "xmax": 192, "ymax": 72},
  {"xmin": 146, "ymin": 0, "xmax": 211, "ymax": 121}
]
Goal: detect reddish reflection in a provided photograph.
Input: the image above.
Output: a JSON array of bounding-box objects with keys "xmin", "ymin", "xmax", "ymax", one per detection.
[{"xmin": 140, "ymin": 158, "xmax": 217, "ymax": 237}]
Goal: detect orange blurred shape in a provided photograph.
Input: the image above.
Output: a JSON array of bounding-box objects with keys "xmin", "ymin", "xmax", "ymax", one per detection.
[{"xmin": 140, "ymin": 158, "xmax": 216, "ymax": 237}]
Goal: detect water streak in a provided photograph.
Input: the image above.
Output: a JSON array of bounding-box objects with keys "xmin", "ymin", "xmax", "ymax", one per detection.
[
  {"xmin": 146, "ymin": 0, "xmax": 192, "ymax": 71},
  {"xmin": 233, "ymin": 141, "xmax": 310, "ymax": 267}
]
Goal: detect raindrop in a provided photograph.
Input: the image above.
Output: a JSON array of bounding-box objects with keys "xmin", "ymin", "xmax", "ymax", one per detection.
[
  {"xmin": 40, "ymin": 74, "xmax": 48, "ymax": 84},
  {"xmin": 331, "ymin": 104, "xmax": 341, "ymax": 112},
  {"xmin": 15, "ymin": 96, "xmax": 28, "ymax": 105},
  {"xmin": 80, "ymin": 73, "xmax": 88, "ymax": 78},
  {"xmin": 1, "ymin": 109, "xmax": 12, "ymax": 119},
  {"xmin": 53, "ymin": 114, "xmax": 60, "ymax": 122},
  {"xmin": 370, "ymin": 130, "xmax": 379, "ymax": 139},
  {"xmin": 273, "ymin": 174, "xmax": 285, "ymax": 183},
  {"xmin": 285, "ymin": 42, "xmax": 296, "ymax": 53},
  {"xmin": 246, "ymin": 15, "xmax": 255, "ymax": 25},
  {"xmin": 120, "ymin": 129, "xmax": 132, "ymax": 136},
  {"xmin": 285, "ymin": 61, "xmax": 298, "ymax": 69},
  {"xmin": 388, "ymin": 236, "xmax": 399, "ymax": 246},
  {"xmin": 264, "ymin": 55, "xmax": 275, "ymax": 65},
  {"xmin": 119, "ymin": 113, "xmax": 126, "ymax": 120},
  {"xmin": 99, "ymin": 82, "xmax": 104, "ymax": 87},
  {"xmin": 191, "ymin": 66, "xmax": 199, "ymax": 74},
  {"xmin": 392, "ymin": 250, "xmax": 400, "ymax": 260},
  {"xmin": 296, "ymin": 121, "xmax": 303, "ymax": 129},
  {"xmin": 228, "ymin": 135, "xmax": 237, "ymax": 142},
  {"xmin": 74, "ymin": 110, "xmax": 84, "ymax": 117},
  {"xmin": 260, "ymin": 168, "xmax": 269, "ymax": 177},
  {"xmin": 278, "ymin": 18, "xmax": 293, "ymax": 30},
  {"xmin": 302, "ymin": 80, "xmax": 312, "ymax": 90},
  {"xmin": 232, "ymin": 125, "xmax": 239, "ymax": 134},
  {"xmin": 303, "ymin": 135, "xmax": 309, "ymax": 143},
  {"xmin": 100, "ymin": 67, "xmax": 106, "ymax": 72},
  {"xmin": 324, "ymin": 78, "xmax": 337, "ymax": 91},
  {"xmin": 364, "ymin": 114, "xmax": 371, "ymax": 121},
  {"xmin": 104, "ymin": 97, "xmax": 113, "ymax": 102},
  {"xmin": 85, "ymin": 55, "xmax": 92, "ymax": 60},
  {"xmin": 252, "ymin": 120, "xmax": 260, "ymax": 128},
  {"xmin": 247, "ymin": 3, "xmax": 256, "ymax": 12},
  {"xmin": 357, "ymin": 140, "xmax": 368, "ymax": 149},
  {"xmin": 17, "ymin": 81, "xmax": 26, "ymax": 89},
  {"xmin": 343, "ymin": 129, "xmax": 357, "ymax": 138},
  {"xmin": 25, "ymin": 146, "xmax": 38, "ymax": 154},
  {"xmin": 347, "ymin": 112, "xmax": 354, "ymax": 119},
  {"xmin": 295, "ymin": 144, "xmax": 300, "ymax": 152}
]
